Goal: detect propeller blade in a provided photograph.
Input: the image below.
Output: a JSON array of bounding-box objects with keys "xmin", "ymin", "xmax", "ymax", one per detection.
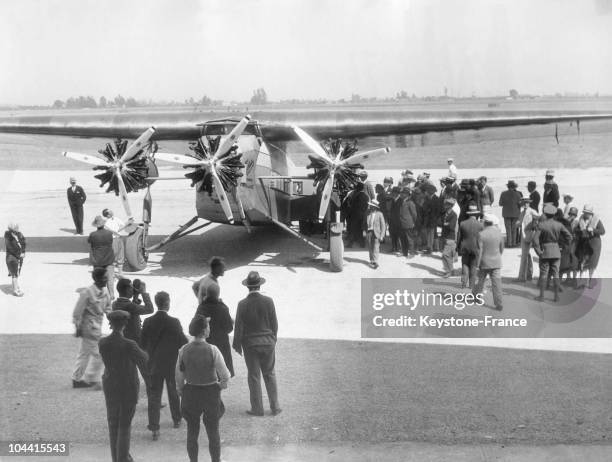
[
  {"xmin": 338, "ymin": 147, "xmax": 391, "ymax": 167},
  {"xmin": 210, "ymin": 168, "xmax": 234, "ymax": 224},
  {"xmin": 115, "ymin": 168, "xmax": 133, "ymax": 220},
  {"xmin": 292, "ymin": 125, "xmax": 331, "ymax": 164},
  {"xmin": 120, "ymin": 127, "xmax": 156, "ymax": 164},
  {"xmin": 213, "ymin": 115, "xmax": 251, "ymax": 160},
  {"xmin": 155, "ymin": 152, "xmax": 200, "ymax": 165},
  {"xmin": 62, "ymin": 151, "xmax": 108, "ymax": 166},
  {"xmin": 318, "ymin": 174, "xmax": 335, "ymax": 221}
]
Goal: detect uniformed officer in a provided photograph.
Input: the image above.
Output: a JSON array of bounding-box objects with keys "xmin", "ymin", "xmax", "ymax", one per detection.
[
  {"xmin": 99, "ymin": 310, "xmax": 148, "ymax": 462},
  {"xmin": 533, "ymin": 204, "xmax": 572, "ymax": 302}
]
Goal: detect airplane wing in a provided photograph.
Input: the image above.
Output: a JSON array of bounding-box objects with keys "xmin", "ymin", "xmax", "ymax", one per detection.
[{"xmin": 1, "ymin": 106, "xmax": 611, "ymax": 142}]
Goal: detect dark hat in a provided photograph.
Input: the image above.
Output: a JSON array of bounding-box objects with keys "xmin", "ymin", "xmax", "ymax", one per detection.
[
  {"xmin": 242, "ymin": 271, "xmax": 266, "ymax": 287},
  {"xmin": 543, "ymin": 204, "xmax": 557, "ymax": 215},
  {"xmin": 466, "ymin": 204, "xmax": 480, "ymax": 215},
  {"xmin": 568, "ymin": 207, "xmax": 578, "ymax": 216},
  {"xmin": 358, "ymin": 170, "xmax": 368, "ymax": 179},
  {"xmin": 107, "ymin": 310, "xmax": 130, "ymax": 322},
  {"xmin": 507, "ymin": 180, "xmax": 518, "ymax": 188},
  {"xmin": 562, "ymin": 194, "xmax": 574, "ymax": 200},
  {"xmin": 383, "ymin": 176, "xmax": 393, "ymax": 184},
  {"xmin": 391, "ymin": 186, "xmax": 401, "ymax": 194}
]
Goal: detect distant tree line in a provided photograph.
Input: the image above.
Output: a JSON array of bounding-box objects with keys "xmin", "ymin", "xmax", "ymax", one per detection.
[{"xmin": 51, "ymin": 94, "xmax": 223, "ymax": 109}]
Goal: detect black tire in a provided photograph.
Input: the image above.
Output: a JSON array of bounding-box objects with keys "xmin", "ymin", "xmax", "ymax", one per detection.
[{"xmin": 125, "ymin": 226, "xmax": 148, "ymax": 271}]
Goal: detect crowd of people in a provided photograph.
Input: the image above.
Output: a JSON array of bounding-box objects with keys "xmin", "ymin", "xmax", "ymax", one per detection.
[
  {"xmin": 338, "ymin": 165, "xmax": 605, "ymax": 305},
  {"xmin": 70, "ymin": 244, "xmax": 280, "ymax": 462}
]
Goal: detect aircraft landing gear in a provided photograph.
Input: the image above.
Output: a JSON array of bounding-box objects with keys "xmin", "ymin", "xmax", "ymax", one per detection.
[{"xmin": 125, "ymin": 225, "xmax": 148, "ymax": 271}]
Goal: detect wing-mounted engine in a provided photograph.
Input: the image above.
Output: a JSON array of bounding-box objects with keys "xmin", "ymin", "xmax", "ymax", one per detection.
[
  {"xmin": 155, "ymin": 115, "xmax": 252, "ymax": 224},
  {"xmin": 93, "ymin": 138, "xmax": 159, "ymax": 195},
  {"xmin": 293, "ymin": 126, "xmax": 391, "ymax": 221}
]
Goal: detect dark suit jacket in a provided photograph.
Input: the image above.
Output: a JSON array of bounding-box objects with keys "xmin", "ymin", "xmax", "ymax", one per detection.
[
  {"xmin": 458, "ymin": 217, "xmax": 484, "ymax": 256},
  {"xmin": 67, "ymin": 185, "xmax": 87, "ymax": 207},
  {"xmin": 88, "ymin": 228, "xmax": 114, "ymax": 267},
  {"xmin": 112, "ymin": 294, "xmax": 154, "ymax": 345},
  {"xmin": 233, "ymin": 291, "xmax": 278, "ymax": 353},
  {"xmin": 141, "ymin": 311, "xmax": 188, "ymax": 374},
  {"xmin": 99, "ymin": 331, "xmax": 148, "ymax": 404},
  {"xmin": 499, "ymin": 189, "xmax": 522, "ymax": 218},
  {"xmin": 476, "ymin": 225, "xmax": 504, "ymax": 269},
  {"xmin": 542, "ymin": 183, "xmax": 560, "ymax": 207}
]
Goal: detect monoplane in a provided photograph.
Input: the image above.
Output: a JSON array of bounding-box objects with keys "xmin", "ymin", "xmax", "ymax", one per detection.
[{"xmin": 1, "ymin": 106, "xmax": 610, "ymax": 270}]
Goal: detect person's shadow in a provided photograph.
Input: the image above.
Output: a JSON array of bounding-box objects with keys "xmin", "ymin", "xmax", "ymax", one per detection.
[{"xmin": 0, "ymin": 284, "xmax": 14, "ymax": 295}]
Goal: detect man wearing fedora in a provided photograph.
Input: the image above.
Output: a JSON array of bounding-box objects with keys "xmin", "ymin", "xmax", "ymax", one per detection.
[
  {"xmin": 99, "ymin": 310, "xmax": 148, "ymax": 462},
  {"xmin": 365, "ymin": 199, "xmax": 386, "ymax": 269},
  {"xmin": 542, "ymin": 169, "xmax": 560, "ymax": 208},
  {"xmin": 498, "ymin": 180, "xmax": 522, "ymax": 248},
  {"xmin": 533, "ymin": 204, "xmax": 572, "ymax": 301},
  {"xmin": 88, "ymin": 215, "xmax": 116, "ymax": 299},
  {"xmin": 233, "ymin": 271, "xmax": 281, "ymax": 417},
  {"xmin": 457, "ymin": 204, "xmax": 484, "ymax": 289},
  {"xmin": 67, "ymin": 176, "xmax": 87, "ymax": 235},
  {"xmin": 527, "ymin": 181, "xmax": 540, "ymax": 213}
]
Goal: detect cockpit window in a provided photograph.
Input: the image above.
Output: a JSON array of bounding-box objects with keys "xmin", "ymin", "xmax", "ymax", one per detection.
[{"xmin": 203, "ymin": 122, "xmax": 260, "ymax": 137}]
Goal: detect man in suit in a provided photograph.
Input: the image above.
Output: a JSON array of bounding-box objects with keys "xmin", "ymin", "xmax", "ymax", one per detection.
[
  {"xmin": 473, "ymin": 214, "xmax": 505, "ymax": 310},
  {"xmin": 457, "ymin": 204, "xmax": 484, "ymax": 290},
  {"xmin": 441, "ymin": 198, "xmax": 458, "ymax": 277},
  {"xmin": 477, "ymin": 176, "xmax": 495, "ymax": 210},
  {"xmin": 533, "ymin": 204, "xmax": 573, "ymax": 302},
  {"xmin": 499, "ymin": 180, "xmax": 523, "ymax": 247},
  {"xmin": 67, "ymin": 177, "xmax": 87, "ymax": 235},
  {"xmin": 420, "ymin": 185, "xmax": 441, "ymax": 254},
  {"xmin": 527, "ymin": 181, "xmax": 541, "ymax": 213},
  {"xmin": 99, "ymin": 310, "xmax": 148, "ymax": 462},
  {"xmin": 365, "ymin": 200, "xmax": 386, "ymax": 269},
  {"xmin": 233, "ymin": 271, "xmax": 281, "ymax": 417},
  {"xmin": 112, "ymin": 278, "xmax": 154, "ymax": 345},
  {"xmin": 542, "ymin": 169, "xmax": 560, "ymax": 208},
  {"xmin": 89, "ymin": 215, "xmax": 115, "ymax": 299},
  {"xmin": 399, "ymin": 187, "xmax": 418, "ymax": 258},
  {"xmin": 141, "ymin": 291, "xmax": 188, "ymax": 440}
]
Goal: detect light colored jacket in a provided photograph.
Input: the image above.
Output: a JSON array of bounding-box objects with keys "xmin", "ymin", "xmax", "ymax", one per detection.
[
  {"xmin": 73, "ymin": 284, "xmax": 112, "ymax": 340},
  {"xmin": 476, "ymin": 225, "xmax": 504, "ymax": 269},
  {"xmin": 367, "ymin": 210, "xmax": 386, "ymax": 241}
]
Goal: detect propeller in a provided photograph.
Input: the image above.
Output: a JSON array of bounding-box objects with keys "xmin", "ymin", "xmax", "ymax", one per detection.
[
  {"xmin": 293, "ymin": 126, "xmax": 391, "ymax": 221},
  {"xmin": 62, "ymin": 127, "xmax": 156, "ymax": 220}
]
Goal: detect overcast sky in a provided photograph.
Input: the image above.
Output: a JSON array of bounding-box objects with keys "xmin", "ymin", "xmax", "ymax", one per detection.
[{"xmin": 1, "ymin": 0, "xmax": 611, "ymax": 105}]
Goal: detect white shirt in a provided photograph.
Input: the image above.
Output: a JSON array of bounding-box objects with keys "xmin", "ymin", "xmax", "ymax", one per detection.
[
  {"xmin": 104, "ymin": 216, "xmax": 125, "ymax": 237},
  {"xmin": 448, "ymin": 164, "xmax": 458, "ymax": 178}
]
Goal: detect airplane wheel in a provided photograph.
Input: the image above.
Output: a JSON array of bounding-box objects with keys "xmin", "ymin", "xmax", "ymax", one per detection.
[{"xmin": 125, "ymin": 226, "xmax": 148, "ymax": 271}]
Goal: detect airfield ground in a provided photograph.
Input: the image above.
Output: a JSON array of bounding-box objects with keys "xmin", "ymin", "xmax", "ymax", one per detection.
[{"xmin": 1, "ymin": 131, "xmax": 611, "ymax": 460}]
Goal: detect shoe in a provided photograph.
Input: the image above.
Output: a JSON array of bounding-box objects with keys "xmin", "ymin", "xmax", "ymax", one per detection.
[
  {"xmin": 89, "ymin": 382, "xmax": 102, "ymax": 391},
  {"xmin": 246, "ymin": 410, "xmax": 264, "ymax": 417},
  {"xmin": 372, "ymin": 263, "xmax": 379, "ymax": 269},
  {"xmin": 271, "ymin": 408, "xmax": 283, "ymax": 416},
  {"xmin": 494, "ymin": 305, "xmax": 503, "ymax": 311},
  {"xmin": 173, "ymin": 421, "xmax": 181, "ymax": 429},
  {"xmin": 152, "ymin": 430, "xmax": 160, "ymax": 441},
  {"xmin": 72, "ymin": 380, "xmax": 92, "ymax": 389},
  {"xmin": 534, "ymin": 295, "xmax": 544, "ymax": 302},
  {"xmin": 442, "ymin": 273, "xmax": 451, "ymax": 279},
  {"xmin": 13, "ymin": 290, "xmax": 24, "ymax": 297}
]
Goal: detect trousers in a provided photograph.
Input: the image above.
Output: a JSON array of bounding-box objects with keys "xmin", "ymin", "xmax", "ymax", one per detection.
[
  {"xmin": 243, "ymin": 345, "xmax": 280, "ymax": 414},
  {"xmin": 72, "ymin": 337, "xmax": 103, "ymax": 383},
  {"xmin": 112, "ymin": 238, "xmax": 125, "ymax": 274},
  {"xmin": 504, "ymin": 217, "xmax": 518, "ymax": 247},
  {"xmin": 70, "ymin": 204, "xmax": 84, "ymax": 234},
  {"xmin": 474, "ymin": 268, "xmax": 503, "ymax": 308},
  {"xmin": 517, "ymin": 240, "xmax": 533, "ymax": 281},
  {"xmin": 181, "ymin": 384, "xmax": 224, "ymax": 462},
  {"xmin": 147, "ymin": 369, "xmax": 182, "ymax": 431},
  {"xmin": 366, "ymin": 231, "xmax": 380, "ymax": 264},
  {"xmin": 400, "ymin": 228, "xmax": 417, "ymax": 255},
  {"xmin": 538, "ymin": 258, "xmax": 560, "ymax": 286},
  {"xmin": 461, "ymin": 252, "xmax": 478, "ymax": 289},
  {"xmin": 442, "ymin": 239, "xmax": 456, "ymax": 274},
  {"xmin": 104, "ymin": 396, "xmax": 136, "ymax": 462}
]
